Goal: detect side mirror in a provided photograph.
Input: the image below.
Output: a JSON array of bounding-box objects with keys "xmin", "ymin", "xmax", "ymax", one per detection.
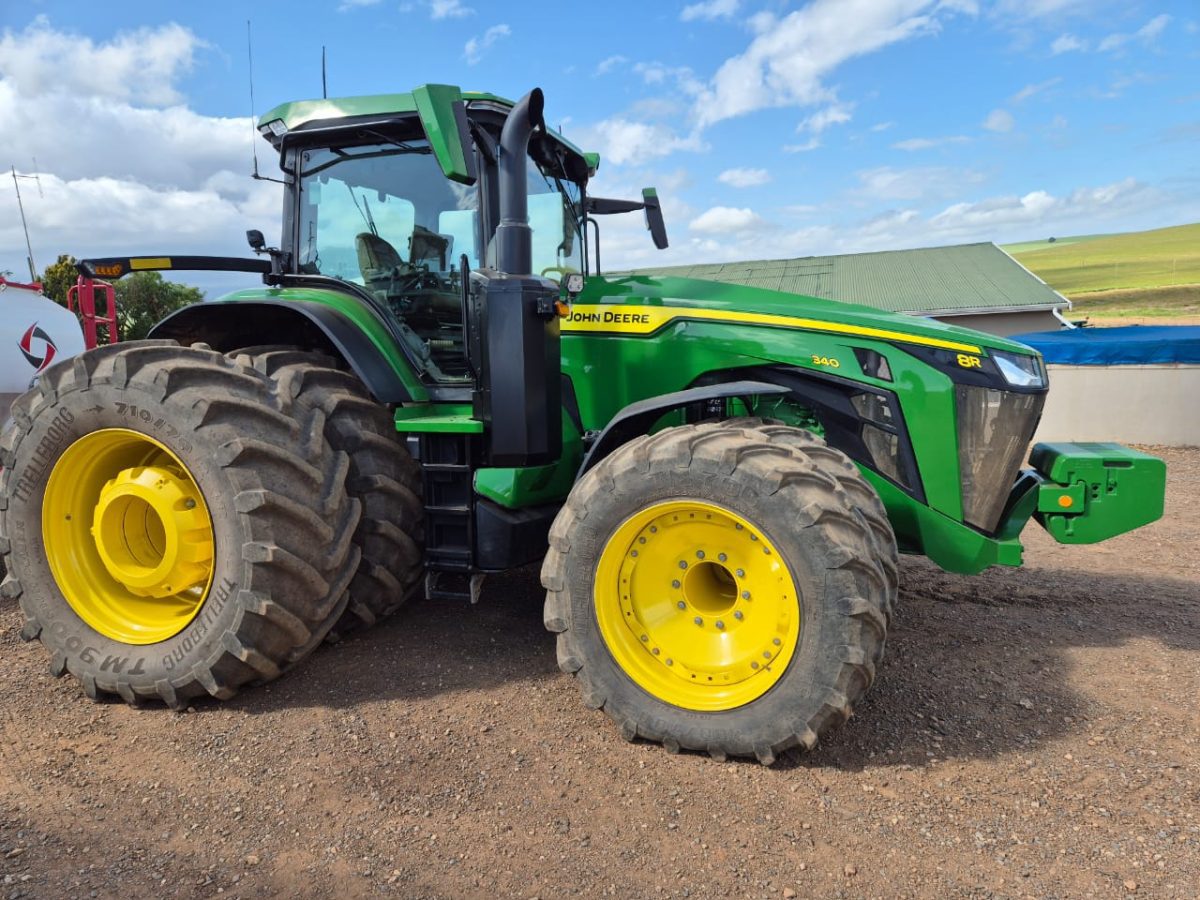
[
  {"xmin": 642, "ymin": 188, "xmax": 669, "ymax": 250},
  {"xmin": 246, "ymin": 229, "xmax": 266, "ymax": 253}
]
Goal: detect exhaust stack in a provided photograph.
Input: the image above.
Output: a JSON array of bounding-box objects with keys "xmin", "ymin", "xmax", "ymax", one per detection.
[{"xmin": 494, "ymin": 88, "xmax": 544, "ymax": 276}]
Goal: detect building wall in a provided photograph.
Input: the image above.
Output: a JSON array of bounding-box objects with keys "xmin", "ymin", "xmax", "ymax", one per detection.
[
  {"xmin": 1033, "ymin": 364, "xmax": 1200, "ymax": 447},
  {"xmin": 930, "ymin": 309, "xmax": 1062, "ymax": 338}
]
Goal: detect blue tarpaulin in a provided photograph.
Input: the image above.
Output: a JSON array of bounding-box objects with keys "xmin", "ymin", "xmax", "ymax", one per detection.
[{"xmin": 1013, "ymin": 325, "xmax": 1200, "ymax": 366}]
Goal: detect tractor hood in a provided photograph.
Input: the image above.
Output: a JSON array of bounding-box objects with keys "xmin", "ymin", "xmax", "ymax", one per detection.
[{"xmin": 571, "ymin": 273, "xmax": 1039, "ymax": 359}]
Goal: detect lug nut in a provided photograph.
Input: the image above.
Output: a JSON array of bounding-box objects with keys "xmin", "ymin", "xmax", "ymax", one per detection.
[
  {"xmin": 693, "ymin": 617, "xmax": 703, "ymax": 626},
  {"xmin": 640, "ymin": 634, "xmax": 649, "ymax": 642},
  {"xmin": 638, "ymin": 537, "xmax": 646, "ymax": 544},
  {"xmin": 734, "ymin": 611, "xmax": 744, "ymax": 621},
  {"xmin": 736, "ymin": 569, "xmax": 745, "ymax": 578},
  {"xmin": 677, "ymin": 601, "xmax": 686, "ymax": 610},
  {"xmin": 741, "ymin": 591, "xmax": 751, "ymax": 600},
  {"xmin": 773, "ymin": 638, "xmax": 781, "ymax": 646},
  {"xmin": 751, "ymin": 661, "xmax": 759, "ymax": 669},
  {"xmin": 763, "ymin": 651, "xmax": 771, "ymax": 659},
  {"xmin": 672, "ymin": 580, "xmax": 681, "ymax": 589},
  {"xmin": 631, "ymin": 550, "xmax": 638, "ymax": 557},
  {"xmin": 650, "ymin": 526, "xmax": 658, "ymax": 533},
  {"xmin": 696, "ymin": 550, "xmax": 705, "ymax": 559},
  {"xmin": 652, "ymin": 648, "xmax": 660, "ymax": 655},
  {"xmin": 666, "ymin": 658, "xmax": 673, "ymax": 666},
  {"xmin": 715, "ymin": 620, "xmax": 725, "ymax": 630},
  {"xmin": 718, "ymin": 553, "xmax": 727, "ymax": 562},
  {"xmin": 678, "ymin": 561, "xmax": 688, "ymax": 570}
]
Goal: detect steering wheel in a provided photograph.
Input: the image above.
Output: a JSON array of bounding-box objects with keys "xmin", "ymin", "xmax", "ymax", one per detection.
[{"xmin": 540, "ymin": 266, "xmax": 580, "ymax": 283}]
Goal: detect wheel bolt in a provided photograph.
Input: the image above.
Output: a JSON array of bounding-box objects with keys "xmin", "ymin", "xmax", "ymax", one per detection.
[
  {"xmin": 741, "ymin": 591, "xmax": 751, "ymax": 600},
  {"xmin": 640, "ymin": 634, "xmax": 649, "ymax": 642},
  {"xmin": 652, "ymin": 648, "xmax": 660, "ymax": 655},
  {"xmin": 751, "ymin": 661, "xmax": 759, "ymax": 669},
  {"xmin": 763, "ymin": 651, "xmax": 771, "ymax": 659},
  {"xmin": 638, "ymin": 537, "xmax": 646, "ymax": 544},
  {"xmin": 184, "ymin": 499, "xmax": 197, "ymax": 510},
  {"xmin": 666, "ymin": 658, "xmax": 673, "ymax": 666},
  {"xmin": 631, "ymin": 550, "xmax": 638, "ymax": 557},
  {"xmin": 750, "ymin": 534, "xmax": 758, "ymax": 541},
  {"xmin": 718, "ymin": 553, "xmax": 727, "ymax": 562},
  {"xmin": 696, "ymin": 550, "xmax": 705, "ymax": 559},
  {"xmin": 736, "ymin": 569, "xmax": 745, "ymax": 578},
  {"xmin": 650, "ymin": 526, "xmax": 658, "ymax": 533},
  {"xmin": 672, "ymin": 580, "xmax": 681, "ymax": 589},
  {"xmin": 678, "ymin": 561, "xmax": 688, "ymax": 570},
  {"xmin": 677, "ymin": 601, "xmax": 686, "ymax": 610},
  {"xmin": 773, "ymin": 638, "xmax": 781, "ymax": 646},
  {"xmin": 715, "ymin": 620, "xmax": 725, "ymax": 630},
  {"xmin": 693, "ymin": 617, "xmax": 703, "ymax": 626},
  {"xmin": 734, "ymin": 611, "xmax": 743, "ymax": 621}
]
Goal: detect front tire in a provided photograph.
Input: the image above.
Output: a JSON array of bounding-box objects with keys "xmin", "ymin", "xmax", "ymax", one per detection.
[
  {"xmin": 541, "ymin": 420, "xmax": 895, "ymax": 763},
  {"xmin": 0, "ymin": 341, "xmax": 360, "ymax": 707}
]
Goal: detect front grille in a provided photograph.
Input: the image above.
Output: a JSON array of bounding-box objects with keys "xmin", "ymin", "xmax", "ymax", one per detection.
[{"xmin": 955, "ymin": 385, "xmax": 1045, "ymax": 533}]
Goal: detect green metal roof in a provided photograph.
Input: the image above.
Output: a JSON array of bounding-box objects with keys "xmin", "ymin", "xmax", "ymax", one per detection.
[{"xmin": 626, "ymin": 242, "xmax": 1068, "ymax": 316}]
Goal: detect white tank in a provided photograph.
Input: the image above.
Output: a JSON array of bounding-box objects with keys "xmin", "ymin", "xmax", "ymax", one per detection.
[{"xmin": 0, "ymin": 279, "xmax": 87, "ymax": 421}]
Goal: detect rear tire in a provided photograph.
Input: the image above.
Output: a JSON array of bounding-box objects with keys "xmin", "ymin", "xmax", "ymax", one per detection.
[
  {"xmin": 541, "ymin": 420, "xmax": 896, "ymax": 763},
  {"xmin": 0, "ymin": 341, "xmax": 360, "ymax": 707},
  {"xmin": 229, "ymin": 347, "xmax": 423, "ymax": 636}
]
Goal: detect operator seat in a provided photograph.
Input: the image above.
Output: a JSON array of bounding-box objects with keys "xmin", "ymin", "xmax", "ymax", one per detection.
[{"xmin": 355, "ymin": 232, "xmax": 404, "ymax": 281}]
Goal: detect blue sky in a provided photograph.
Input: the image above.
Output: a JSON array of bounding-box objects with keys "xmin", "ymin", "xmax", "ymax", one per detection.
[{"xmin": 2, "ymin": 0, "xmax": 1197, "ymax": 293}]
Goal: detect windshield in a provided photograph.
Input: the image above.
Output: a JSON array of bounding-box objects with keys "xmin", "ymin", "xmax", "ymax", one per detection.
[{"xmin": 295, "ymin": 134, "xmax": 583, "ymax": 383}]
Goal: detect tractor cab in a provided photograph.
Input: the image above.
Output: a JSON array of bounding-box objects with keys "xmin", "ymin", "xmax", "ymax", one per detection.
[{"xmin": 270, "ymin": 93, "xmax": 589, "ymax": 385}]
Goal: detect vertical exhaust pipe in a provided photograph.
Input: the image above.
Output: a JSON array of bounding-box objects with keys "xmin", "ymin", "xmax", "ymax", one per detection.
[{"xmin": 495, "ymin": 88, "xmax": 544, "ymax": 276}]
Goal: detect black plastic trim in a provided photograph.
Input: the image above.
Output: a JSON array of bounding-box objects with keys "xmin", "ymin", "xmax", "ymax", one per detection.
[
  {"xmin": 474, "ymin": 499, "xmax": 560, "ymax": 571},
  {"xmin": 149, "ymin": 300, "xmax": 413, "ymax": 403},
  {"xmin": 577, "ymin": 380, "xmax": 789, "ymax": 477}
]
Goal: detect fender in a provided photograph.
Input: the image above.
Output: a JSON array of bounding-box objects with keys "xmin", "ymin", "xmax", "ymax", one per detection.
[
  {"xmin": 578, "ymin": 380, "xmax": 788, "ymax": 477},
  {"xmin": 149, "ymin": 299, "xmax": 413, "ymax": 403}
]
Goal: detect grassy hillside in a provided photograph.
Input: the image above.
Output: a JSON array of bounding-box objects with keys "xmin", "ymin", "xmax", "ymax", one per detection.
[{"xmin": 1006, "ymin": 222, "xmax": 1200, "ymax": 295}]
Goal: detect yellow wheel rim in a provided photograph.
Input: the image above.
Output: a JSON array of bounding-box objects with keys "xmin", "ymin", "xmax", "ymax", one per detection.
[
  {"xmin": 594, "ymin": 500, "xmax": 800, "ymax": 712},
  {"xmin": 42, "ymin": 428, "xmax": 215, "ymax": 645}
]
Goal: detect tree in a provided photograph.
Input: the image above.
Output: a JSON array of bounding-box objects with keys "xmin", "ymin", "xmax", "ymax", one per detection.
[
  {"xmin": 114, "ymin": 272, "xmax": 204, "ymax": 341},
  {"xmin": 38, "ymin": 254, "xmax": 79, "ymax": 306}
]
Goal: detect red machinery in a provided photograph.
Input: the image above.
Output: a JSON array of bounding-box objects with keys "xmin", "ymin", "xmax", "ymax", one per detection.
[{"xmin": 66, "ymin": 277, "xmax": 119, "ymax": 349}]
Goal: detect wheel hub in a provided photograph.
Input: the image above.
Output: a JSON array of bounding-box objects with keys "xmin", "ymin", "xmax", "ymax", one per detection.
[
  {"xmin": 92, "ymin": 463, "xmax": 212, "ymax": 598},
  {"xmin": 42, "ymin": 428, "xmax": 215, "ymax": 645},
  {"xmin": 595, "ymin": 500, "xmax": 800, "ymax": 711}
]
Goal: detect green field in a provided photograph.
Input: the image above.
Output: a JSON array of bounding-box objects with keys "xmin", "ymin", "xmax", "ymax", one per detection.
[{"xmin": 1005, "ymin": 222, "xmax": 1200, "ymax": 295}]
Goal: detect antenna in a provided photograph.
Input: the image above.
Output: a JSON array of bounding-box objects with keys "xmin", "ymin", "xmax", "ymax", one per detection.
[
  {"xmin": 10, "ymin": 165, "xmax": 39, "ymax": 281},
  {"xmin": 247, "ymin": 20, "xmax": 260, "ymax": 180},
  {"xmin": 322, "ymin": 46, "xmax": 328, "ymax": 99}
]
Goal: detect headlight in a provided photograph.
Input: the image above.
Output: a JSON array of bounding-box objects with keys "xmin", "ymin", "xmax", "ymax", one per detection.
[
  {"xmin": 955, "ymin": 385, "xmax": 1045, "ymax": 532},
  {"xmin": 993, "ymin": 350, "xmax": 1046, "ymax": 389}
]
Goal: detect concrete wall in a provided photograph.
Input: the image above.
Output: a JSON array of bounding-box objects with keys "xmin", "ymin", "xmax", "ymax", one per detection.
[
  {"xmin": 931, "ymin": 309, "xmax": 1062, "ymax": 338},
  {"xmin": 1033, "ymin": 364, "xmax": 1200, "ymax": 447}
]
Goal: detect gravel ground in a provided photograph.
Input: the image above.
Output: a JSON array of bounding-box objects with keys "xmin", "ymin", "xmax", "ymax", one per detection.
[{"xmin": 1, "ymin": 447, "xmax": 1197, "ymax": 899}]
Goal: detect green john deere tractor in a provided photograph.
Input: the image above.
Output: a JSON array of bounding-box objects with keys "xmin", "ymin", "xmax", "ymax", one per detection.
[{"xmin": 0, "ymin": 85, "xmax": 1166, "ymax": 762}]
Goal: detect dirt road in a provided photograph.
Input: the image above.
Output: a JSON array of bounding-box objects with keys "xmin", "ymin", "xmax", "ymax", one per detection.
[{"xmin": 1, "ymin": 448, "xmax": 1197, "ymax": 899}]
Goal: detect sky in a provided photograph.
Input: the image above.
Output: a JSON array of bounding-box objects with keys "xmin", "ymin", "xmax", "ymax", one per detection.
[{"xmin": 1, "ymin": 0, "xmax": 1198, "ymax": 296}]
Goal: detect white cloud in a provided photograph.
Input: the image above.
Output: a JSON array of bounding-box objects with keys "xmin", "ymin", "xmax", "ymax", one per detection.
[
  {"xmin": 571, "ymin": 117, "xmax": 706, "ymax": 166},
  {"xmin": 633, "ymin": 62, "xmax": 706, "ymax": 97},
  {"xmin": 855, "ymin": 166, "xmax": 986, "ymax": 201},
  {"xmin": 1010, "ymin": 77, "xmax": 1061, "ymax": 103},
  {"xmin": 338, "ymin": 0, "xmax": 382, "ymax": 10},
  {"xmin": 1050, "ymin": 33, "xmax": 1087, "ymax": 54},
  {"xmin": 595, "ymin": 55, "xmax": 627, "ymax": 75},
  {"xmin": 871, "ymin": 121, "xmax": 896, "ymax": 132},
  {"xmin": 994, "ymin": 0, "xmax": 1094, "ymax": 19},
  {"xmin": 1098, "ymin": 13, "xmax": 1170, "ymax": 53},
  {"xmin": 717, "ymin": 167, "xmax": 772, "ymax": 188},
  {"xmin": 797, "ymin": 101, "xmax": 854, "ymax": 134},
  {"xmin": 692, "ymin": 0, "xmax": 975, "ymax": 128},
  {"xmin": 0, "ymin": 16, "xmax": 202, "ymax": 107},
  {"xmin": 430, "ymin": 0, "xmax": 474, "ymax": 19},
  {"xmin": 891, "ymin": 135, "xmax": 970, "ymax": 151},
  {"xmin": 0, "ymin": 19, "xmax": 281, "ymax": 289},
  {"xmin": 463, "ymin": 23, "xmax": 510, "ymax": 65},
  {"xmin": 689, "ymin": 206, "xmax": 769, "ymax": 234},
  {"xmin": 783, "ymin": 137, "xmax": 823, "ymax": 153},
  {"xmin": 983, "ymin": 108, "xmax": 1015, "ymax": 132},
  {"xmin": 680, "ymin": 0, "xmax": 740, "ymax": 22}
]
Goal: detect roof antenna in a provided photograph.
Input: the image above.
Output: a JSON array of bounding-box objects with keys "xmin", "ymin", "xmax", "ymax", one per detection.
[
  {"xmin": 322, "ymin": 46, "xmax": 328, "ymax": 99},
  {"xmin": 246, "ymin": 22, "xmax": 285, "ymax": 185},
  {"xmin": 247, "ymin": 20, "xmax": 260, "ymax": 180},
  {"xmin": 10, "ymin": 164, "xmax": 40, "ymax": 281}
]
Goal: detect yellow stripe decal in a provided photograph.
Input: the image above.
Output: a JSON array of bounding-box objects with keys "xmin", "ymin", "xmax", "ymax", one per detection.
[
  {"xmin": 130, "ymin": 257, "xmax": 172, "ymax": 270},
  {"xmin": 561, "ymin": 304, "xmax": 982, "ymax": 354}
]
